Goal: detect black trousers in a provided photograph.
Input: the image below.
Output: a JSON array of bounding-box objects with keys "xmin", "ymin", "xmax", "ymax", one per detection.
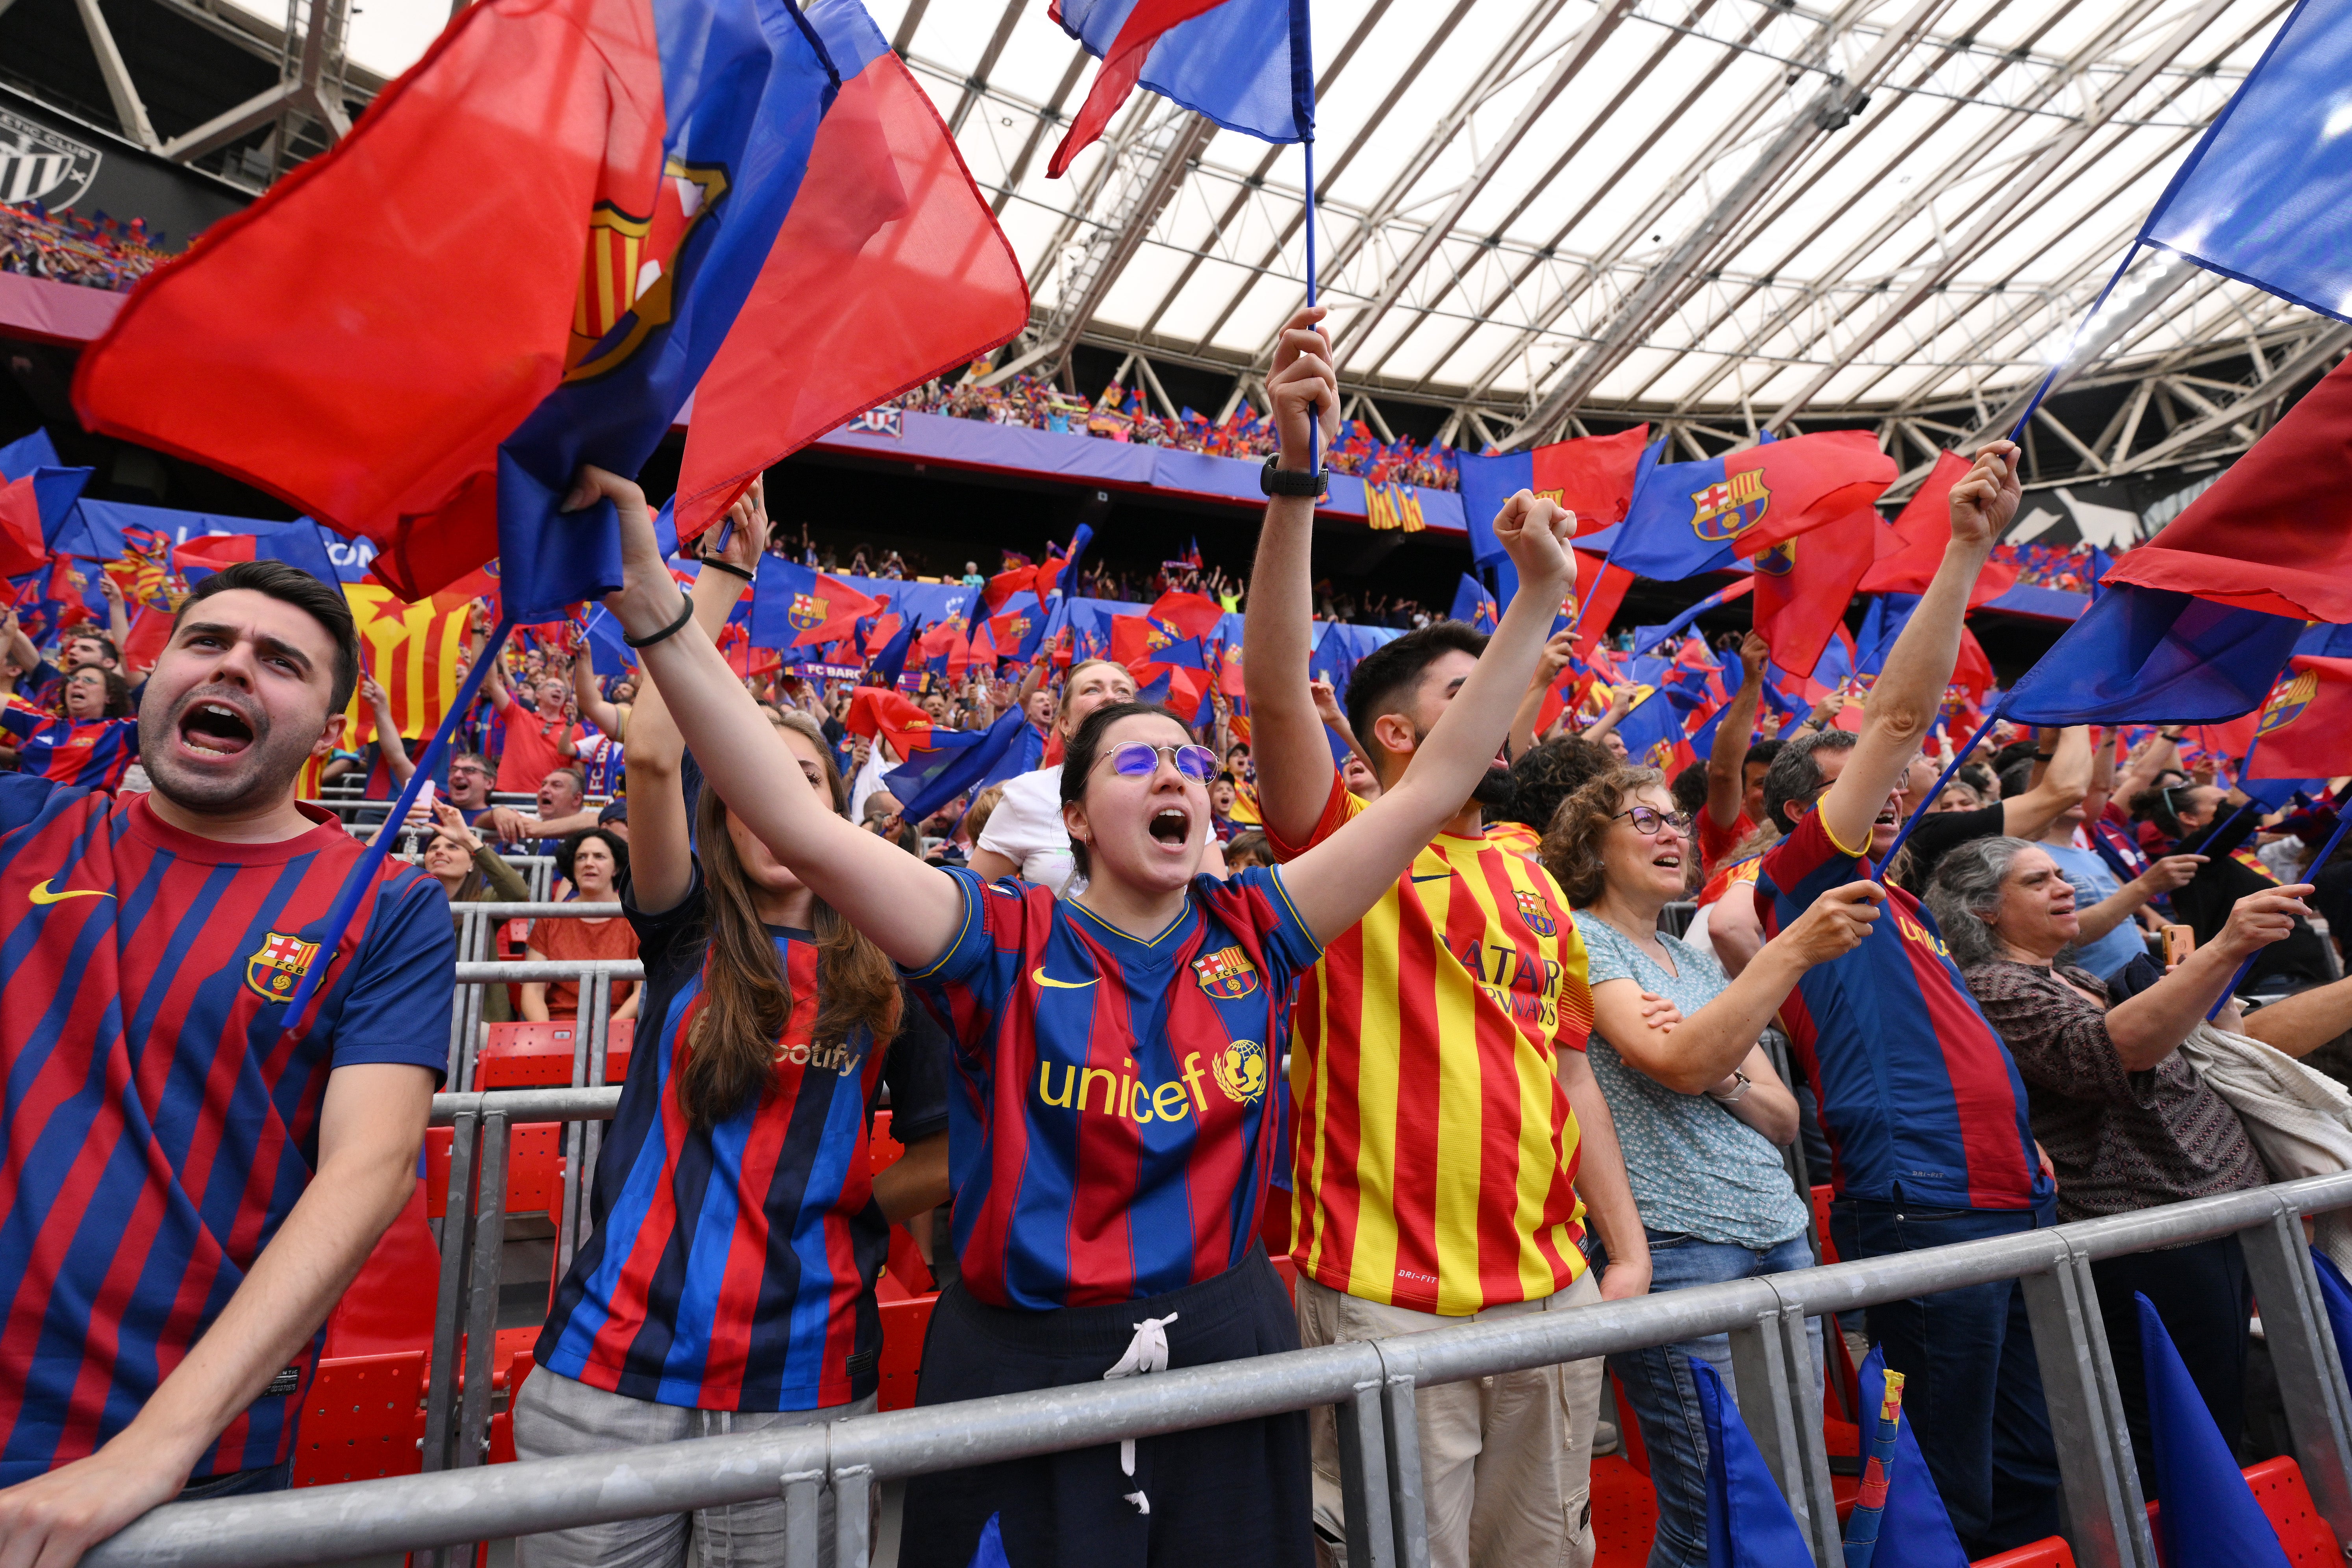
[
  {"xmin": 901, "ymin": 1246, "xmax": 1313, "ymax": 1568},
  {"xmin": 2089, "ymin": 1233, "xmax": 2251, "ymax": 1504}
]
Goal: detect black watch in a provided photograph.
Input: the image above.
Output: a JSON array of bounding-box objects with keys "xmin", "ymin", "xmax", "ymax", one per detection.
[{"xmin": 1260, "ymin": 455, "xmax": 1328, "ymax": 499}]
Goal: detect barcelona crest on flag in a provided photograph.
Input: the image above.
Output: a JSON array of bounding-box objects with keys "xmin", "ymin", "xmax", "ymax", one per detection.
[
  {"xmin": 246, "ymin": 929, "xmax": 321, "ymax": 1002},
  {"xmin": 2259, "ymin": 668, "xmax": 2317, "ymax": 736},
  {"xmin": 1192, "ymin": 945, "xmax": 1259, "ymax": 1000},
  {"xmin": 1513, "ymin": 889, "xmax": 1557, "ymax": 937},
  {"xmin": 1689, "ymin": 470, "xmax": 1769, "ymax": 542},
  {"xmin": 788, "ymin": 592, "xmax": 829, "ymax": 633}
]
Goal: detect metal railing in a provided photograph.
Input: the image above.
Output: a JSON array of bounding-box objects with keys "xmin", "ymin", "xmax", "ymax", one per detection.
[{"xmin": 78, "ymin": 1166, "xmax": 2352, "ymax": 1568}]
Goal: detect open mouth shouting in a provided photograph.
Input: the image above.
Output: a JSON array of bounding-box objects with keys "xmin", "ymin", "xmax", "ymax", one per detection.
[
  {"xmin": 1148, "ymin": 805, "xmax": 1193, "ymax": 850},
  {"xmin": 176, "ymin": 694, "xmax": 259, "ymax": 760}
]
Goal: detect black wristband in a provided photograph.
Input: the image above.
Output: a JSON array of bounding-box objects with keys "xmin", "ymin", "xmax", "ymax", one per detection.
[
  {"xmin": 702, "ymin": 558, "xmax": 754, "ymax": 583},
  {"xmin": 1260, "ymin": 454, "xmax": 1328, "ymax": 499},
  {"xmin": 623, "ymin": 594, "xmax": 696, "ymax": 649},
  {"xmin": 2033, "ymin": 751, "xmax": 2054, "ymax": 761}
]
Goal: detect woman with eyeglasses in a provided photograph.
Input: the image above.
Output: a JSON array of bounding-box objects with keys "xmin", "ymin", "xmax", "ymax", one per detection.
[
  {"xmin": 1541, "ymin": 767, "xmax": 1883, "ymax": 1568},
  {"xmin": 574, "ymin": 415, "xmax": 1582, "ymax": 1568},
  {"xmin": 0, "ymin": 664, "xmax": 140, "ymax": 791}
]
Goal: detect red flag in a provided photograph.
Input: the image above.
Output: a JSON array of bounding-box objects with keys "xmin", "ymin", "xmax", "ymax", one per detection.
[
  {"xmin": 120, "ymin": 605, "xmax": 173, "ymax": 670},
  {"xmin": 1856, "ymin": 451, "xmax": 2017, "ymax": 606},
  {"xmin": 2103, "ymin": 357, "xmax": 2352, "ymax": 623},
  {"xmin": 1046, "ymin": 0, "xmax": 1227, "ymax": 179},
  {"xmin": 1753, "ymin": 505, "xmax": 1880, "ymax": 678},
  {"xmin": 982, "ymin": 566, "xmax": 1037, "ymax": 615},
  {"xmin": 844, "ymin": 685, "xmax": 937, "ymax": 755},
  {"xmin": 1145, "ymin": 590, "xmax": 1223, "ymax": 641},
  {"xmin": 1729, "ymin": 430, "xmax": 1898, "ymax": 559},
  {"xmin": 0, "ymin": 477, "xmax": 43, "ymax": 578},
  {"xmin": 1109, "ymin": 614, "xmax": 1165, "ymax": 672},
  {"xmin": 1532, "ymin": 425, "xmax": 1650, "ymax": 534},
  {"xmin": 1570, "ymin": 548, "xmax": 1635, "ymax": 658},
  {"xmin": 2249, "ymin": 657, "xmax": 2352, "ymax": 779},
  {"xmin": 780, "ymin": 574, "xmax": 883, "ymax": 649},
  {"xmin": 669, "ymin": 47, "xmax": 1028, "ymax": 537},
  {"xmin": 1953, "ymin": 625, "xmax": 1996, "ymax": 699}
]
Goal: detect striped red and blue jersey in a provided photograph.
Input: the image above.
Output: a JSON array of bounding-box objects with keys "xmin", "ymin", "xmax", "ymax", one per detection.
[
  {"xmin": 1757, "ymin": 811, "xmax": 2050, "ymax": 1212},
  {"xmin": 0, "ymin": 775, "xmax": 454, "ymax": 1485},
  {"xmin": 0, "ymin": 707, "xmax": 141, "ymax": 791},
  {"xmin": 578, "ymin": 733, "xmax": 624, "ymax": 799},
  {"xmin": 538, "ymin": 867, "xmax": 950, "ymax": 1411},
  {"xmin": 907, "ymin": 864, "xmax": 1322, "ymax": 1310}
]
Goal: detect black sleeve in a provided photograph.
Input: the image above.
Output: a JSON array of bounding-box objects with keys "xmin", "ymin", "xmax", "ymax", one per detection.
[
  {"xmin": 880, "ymin": 979, "xmax": 953, "ymax": 1145},
  {"xmin": 1900, "ymin": 803, "xmax": 2008, "ymax": 889},
  {"xmin": 2178, "ymin": 802, "xmax": 2259, "ymax": 863},
  {"xmin": 623, "ymin": 859, "xmax": 708, "ymax": 993}
]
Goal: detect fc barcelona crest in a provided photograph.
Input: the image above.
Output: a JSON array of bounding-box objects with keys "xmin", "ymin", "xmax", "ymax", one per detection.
[
  {"xmin": 246, "ymin": 930, "xmax": 320, "ymax": 1002},
  {"xmin": 788, "ymin": 592, "xmax": 828, "ymax": 633},
  {"xmin": 565, "ymin": 158, "xmax": 731, "ymax": 385},
  {"xmin": 2259, "ymin": 669, "xmax": 2317, "ymax": 736},
  {"xmin": 1192, "ymin": 945, "xmax": 1259, "ymax": 1000},
  {"xmin": 1752, "ymin": 537, "xmax": 1797, "ymax": 576},
  {"xmin": 1690, "ymin": 470, "xmax": 1769, "ymax": 542},
  {"xmin": 1514, "ymin": 889, "xmax": 1557, "ymax": 937}
]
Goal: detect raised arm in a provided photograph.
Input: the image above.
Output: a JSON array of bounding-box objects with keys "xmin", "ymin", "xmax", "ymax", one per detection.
[
  {"xmin": 1280, "ymin": 494, "xmax": 1575, "ymax": 944},
  {"xmin": 1999, "ymin": 726, "xmax": 2090, "ymax": 840},
  {"xmin": 1824, "ymin": 441, "xmax": 2016, "ymax": 852},
  {"xmin": 572, "ymin": 646, "xmax": 626, "ymax": 740},
  {"xmin": 1509, "ymin": 631, "xmax": 1577, "ymax": 761},
  {"xmin": 585, "ymin": 468, "xmax": 965, "ymax": 970},
  {"xmin": 1242, "ymin": 306, "xmax": 1346, "ymax": 846},
  {"xmin": 363, "ymin": 676, "xmax": 413, "ymax": 786},
  {"xmin": 1582, "ymin": 685, "xmax": 1634, "ymax": 747},
  {"xmin": 1706, "ymin": 632, "xmax": 1769, "ymax": 831},
  {"xmin": 2102, "ymin": 884, "xmax": 2316, "ymax": 1070},
  {"xmin": 624, "ymin": 491, "xmax": 763, "ymax": 915}
]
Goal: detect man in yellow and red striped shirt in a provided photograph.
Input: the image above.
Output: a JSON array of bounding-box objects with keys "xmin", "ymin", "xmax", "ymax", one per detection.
[{"xmin": 1246, "ymin": 308, "xmax": 1650, "ymax": 1568}]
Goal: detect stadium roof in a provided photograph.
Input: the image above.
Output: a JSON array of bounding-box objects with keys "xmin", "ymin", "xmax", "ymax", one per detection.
[{"xmin": 882, "ymin": 0, "xmax": 2341, "ymax": 473}]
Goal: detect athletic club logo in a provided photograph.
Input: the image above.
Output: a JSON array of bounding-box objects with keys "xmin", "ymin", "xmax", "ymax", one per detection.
[
  {"xmin": 1192, "ymin": 945, "xmax": 1259, "ymax": 1000},
  {"xmin": 1753, "ymin": 537, "xmax": 1797, "ymax": 576},
  {"xmin": 2258, "ymin": 669, "xmax": 2317, "ymax": 736},
  {"xmin": 565, "ymin": 157, "xmax": 730, "ymax": 384},
  {"xmin": 1514, "ymin": 889, "xmax": 1556, "ymax": 937},
  {"xmin": 0, "ymin": 107, "xmax": 101, "ymax": 210},
  {"xmin": 1690, "ymin": 470, "xmax": 1769, "ymax": 542},
  {"xmin": 788, "ymin": 592, "xmax": 828, "ymax": 633},
  {"xmin": 246, "ymin": 930, "xmax": 321, "ymax": 1002},
  {"xmin": 1212, "ymin": 1039, "xmax": 1267, "ymax": 1106}
]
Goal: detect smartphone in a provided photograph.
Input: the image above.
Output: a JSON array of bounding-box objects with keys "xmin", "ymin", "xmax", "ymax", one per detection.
[{"xmin": 2162, "ymin": 924, "xmax": 2195, "ymax": 964}]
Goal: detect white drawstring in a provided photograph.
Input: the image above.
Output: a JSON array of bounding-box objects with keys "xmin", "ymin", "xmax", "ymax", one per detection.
[{"xmin": 1102, "ymin": 1313, "xmax": 1180, "ymax": 1513}]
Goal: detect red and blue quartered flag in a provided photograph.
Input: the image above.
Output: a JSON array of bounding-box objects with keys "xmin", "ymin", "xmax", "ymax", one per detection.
[
  {"xmin": 988, "ymin": 592, "xmax": 1049, "ymax": 664},
  {"xmin": 2001, "ymin": 585, "xmax": 2304, "ymax": 728},
  {"xmin": 884, "ymin": 705, "xmax": 1045, "ymax": 821},
  {"xmin": 1612, "ymin": 430, "xmax": 1895, "ymax": 584},
  {"xmin": 0, "ymin": 428, "xmax": 93, "ymax": 579},
  {"xmin": 1046, "ymin": 0, "xmax": 1313, "ymax": 177},
  {"xmin": 2248, "ymin": 655, "xmax": 2352, "ymax": 781},
  {"xmin": 74, "ymin": 0, "xmax": 1024, "ymax": 619},
  {"xmin": 751, "ymin": 555, "xmax": 884, "ymax": 648},
  {"xmin": 172, "ymin": 521, "xmax": 342, "ymax": 587},
  {"xmin": 1457, "ymin": 424, "xmax": 1650, "ymax": 550},
  {"xmin": 1750, "ymin": 502, "xmax": 1881, "ymax": 679}
]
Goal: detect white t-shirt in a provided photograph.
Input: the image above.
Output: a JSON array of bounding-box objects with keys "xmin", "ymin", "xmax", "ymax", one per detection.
[{"xmin": 976, "ymin": 766, "xmax": 1080, "ymax": 896}]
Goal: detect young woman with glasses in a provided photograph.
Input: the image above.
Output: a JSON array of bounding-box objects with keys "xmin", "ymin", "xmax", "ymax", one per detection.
[
  {"xmin": 574, "ymin": 415, "xmax": 1582, "ymax": 1568},
  {"xmin": 1541, "ymin": 766, "xmax": 1883, "ymax": 1568}
]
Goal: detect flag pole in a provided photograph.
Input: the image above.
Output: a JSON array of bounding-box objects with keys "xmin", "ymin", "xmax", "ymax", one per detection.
[
  {"xmin": 2006, "ymin": 243, "xmax": 2142, "ymax": 442},
  {"xmin": 1305, "ymin": 132, "xmax": 1322, "ymax": 480},
  {"xmin": 283, "ymin": 609, "xmax": 518, "ymax": 1017},
  {"xmin": 2207, "ymin": 789, "xmax": 2352, "ymax": 1020},
  {"xmin": 1876, "ymin": 707, "xmax": 2003, "ymax": 872}
]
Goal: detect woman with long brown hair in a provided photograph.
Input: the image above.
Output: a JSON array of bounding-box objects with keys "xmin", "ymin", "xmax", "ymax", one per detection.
[{"xmin": 512, "ymin": 492, "xmax": 953, "ymax": 1568}]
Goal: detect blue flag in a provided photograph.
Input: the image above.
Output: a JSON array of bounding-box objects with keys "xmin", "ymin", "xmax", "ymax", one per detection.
[
  {"xmin": 495, "ymin": 0, "xmax": 841, "ymax": 619},
  {"xmin": 2137, "ymin": 1294, "xmax": 2291, "ymax": 1566},
  {"xmin": 1449, "ymin": 571, "xmax": 1498, "ymax": 633},
  {"xmin": 2001, "ymin": 584, "xmax": 2304, "ymax": 725},
  {"xmin": 1048, "ymin": 0, "xmax": 1312, "ymax": 178},
  {"xmin": 1690, "ymin": 1358, "xmax": 1813, "ymax": 1568},
  {"xmin": 870, "ymin": 613, "xmax": 922, "ymax": 687},
  {"xmin": 581, "ymin": 606, "xmax": 637, "ymax": 679},
  {"xmin": 885, "ymin": 706, "xmax": 1044, "ymax": 822},
  {"xmin": 1846, "ymin": 1346, "xmax": 1968, "ymax": 1567},
  {"xmin": 2139, "ymin": 0, "xmax": 2352, "ymax": 324}
]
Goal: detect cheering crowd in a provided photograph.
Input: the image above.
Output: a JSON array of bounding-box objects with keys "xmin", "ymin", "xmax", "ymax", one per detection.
[{"xmin": 3, "ymin": 307, "xmax": 2351, "ymax": 1568}]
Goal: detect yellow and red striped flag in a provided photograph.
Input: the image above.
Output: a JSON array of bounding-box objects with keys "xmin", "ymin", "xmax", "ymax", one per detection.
[{"xmin": 342, "ymin": 584, "xmax": 473, "ymax": 747}]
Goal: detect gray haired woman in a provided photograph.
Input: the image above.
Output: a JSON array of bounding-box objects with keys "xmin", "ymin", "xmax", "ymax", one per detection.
[{"xmin": 1926, "ymin": 836, "xmax": 2313, "ymax": 1500}]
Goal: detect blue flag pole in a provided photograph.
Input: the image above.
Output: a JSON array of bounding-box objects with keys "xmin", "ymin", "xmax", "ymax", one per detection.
[
  {"xmin": 2207, "ymin": 783, "xmax": 2351, "ymax": 1020},
  {"xmin": 1877, "ymin": 707, "xmax": 2003, "ymax": 871},
  {"xmin": 283, "ymin": 611, "xmax": 518, "ymax": 1017},
  {"xmin": 1305, "ymin": 133, "xmax": 1322, "ymax": 479},
  {"xmin": 2006, "ymin": 242, "xmax": 2142, "ymax": 442}
]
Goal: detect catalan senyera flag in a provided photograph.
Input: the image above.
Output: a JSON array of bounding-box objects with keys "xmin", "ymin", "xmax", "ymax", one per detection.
[{"xmin": 341, "ymin": 583, "xmax": 474, "ymax": 748}]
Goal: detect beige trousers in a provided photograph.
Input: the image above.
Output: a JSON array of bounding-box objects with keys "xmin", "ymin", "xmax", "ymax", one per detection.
[{"xmin": 1295, "ymin": 1270, "xmax": 1605, "ymax": 1568}]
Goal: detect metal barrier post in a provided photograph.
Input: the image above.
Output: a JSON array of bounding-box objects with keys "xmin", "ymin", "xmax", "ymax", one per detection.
[
  {"xmin": 1334, "ymin": 1379, "xmax": 1397, "ymax": 1568},
  {"xmin": 2020, "ymin": 1245, "xmax": 2154, "ymax": 1568},
  {"xmin": 1372, "ymin": 1361, "xmax": 1430, "ymax": 1568},
  {"xmin": 781, "ymin": 1468, "xmax": 825, "ymax": 1564},
  {"xmin": 1728, "ymin": 1296, "xmax": 1835, "ymax": 1565},
  {"xmin": 578, "ymin": 969, "xmax": 613, "ymax": 1240},
  {"xmin": 2237, "ymin": 1200, "xmax": 2352, "ymax": 1540},
  {"xmin": 421, "ymin": 1111, "xmax": 477, "ymax": 1477},
  {"xmin": 833, "ymin": 1464, "xmax": 873, "ymax": 1568},
  {"xmin": 457, "ymin": 1112, "xmax": 511, "ymax": 1474}
]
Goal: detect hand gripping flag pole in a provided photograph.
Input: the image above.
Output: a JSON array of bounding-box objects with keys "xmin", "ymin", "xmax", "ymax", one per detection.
[
  {"xmin": 282, "ymin": 611, "xmax": 519, "ymax": 1018},
  {"xmin": 2207, "ymin": 779, "xmax": 2352, "ymax": 1021}
]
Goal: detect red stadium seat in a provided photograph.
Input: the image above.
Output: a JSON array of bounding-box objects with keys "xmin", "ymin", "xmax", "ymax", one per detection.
[
  {"xmin": 323, "ymin": 1182, "xmax": 439, "ymax": 1359},
  {"xmin": 290, "ymin": 1351, "xmax": 426, "ymax": 1487},
  {"xmin": 474, "ymin": 1019, "xmax": 635, "ymax": 1089},
  {"xmin": 1971, "ymin": 1539, "xmax": 2076, "ymax": 1568},
  {"xmin": 877, "ymin": 1293, "xmax": 935, "ymax": 1412},
  {"xmin": 2243, "ymin": 1456, "xmax": 2343, "ymax": 1563},
  {"xmin": 424, "ymin": 1123, "xmax": 574, "ymax": 1220},
  {"xmin": 1812, "ymin": 1185, "xmax": 1839, "ymax": 1263}
]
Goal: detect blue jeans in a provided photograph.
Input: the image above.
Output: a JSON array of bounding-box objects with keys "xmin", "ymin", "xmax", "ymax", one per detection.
[
  {"xmin": 177, "ymin": 1457, "xmax": 292, "ymax": 1499},
  {"xmin": 1830, "ymin": 1198, "xmax": 2061, "ymax": 1559},
  {"xmin": 1601, "ymin": 1229, "xmax": 1820, "ymax": 1568}
]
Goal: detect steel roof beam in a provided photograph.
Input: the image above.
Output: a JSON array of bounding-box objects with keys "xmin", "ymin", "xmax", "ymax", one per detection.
[
  {"xmin": 991, "ymin": 48, "xmax": 1092, "ymax": 217},
  {"xmin": 1758, "ymin": 0, "xmax": 2241, "ymax": 430},
  {"xmin": 947, "ymin": 0, "xmax": 1030, "ymax": 137},
  {"xmin": 73, "ymin": 0, "xmax": 161, "ymax": 148}
]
